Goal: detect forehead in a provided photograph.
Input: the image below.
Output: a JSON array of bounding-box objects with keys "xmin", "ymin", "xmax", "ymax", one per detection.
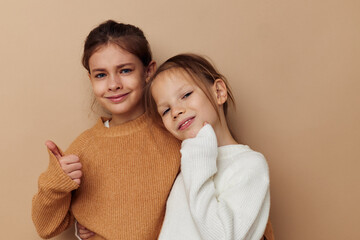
[
  {"xmin": 88, "ymin": 43, "xmax": 140, "ymax": 69},
  {"xmin": 151, "ymin": 69, "xmax": 195, "ymax": 102},
  {"xmin": 153, "ymin": 68, "xmax": 196, "ymax": 88}
]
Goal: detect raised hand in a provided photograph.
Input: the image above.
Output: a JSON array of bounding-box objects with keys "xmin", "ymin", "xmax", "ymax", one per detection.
[{"xmin": 45, "ymin": 140, "xmax": 82, "ymax": 185}]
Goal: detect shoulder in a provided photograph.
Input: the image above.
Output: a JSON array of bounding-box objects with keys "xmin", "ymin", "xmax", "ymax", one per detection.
[
  {"xmin": 214, "ymin": 146, "xmax": 270, "ymax": 194},
  {"xmin": 219, "ymin": 145, "xmax": 269, "ymax": 179},
  {"xmin": 238, "ymin": 147, "xmax": 268, "ymax": 170},
  {"xmin": 64, "ymin": 119, "xmax": 103, "ymax": 155},
  {"xmin": 147, "ymin": 119, "xmax": 181, "ymax": 147}
]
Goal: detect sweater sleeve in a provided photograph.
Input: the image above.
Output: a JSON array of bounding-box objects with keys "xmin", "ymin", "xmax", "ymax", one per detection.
[
  {"xmin": 180, "ymin": 124, "xmax": 270, "ymax": 240},
  {"xmin": 32, "ymin": 148, "xmax": 80, "ymax": 239}
]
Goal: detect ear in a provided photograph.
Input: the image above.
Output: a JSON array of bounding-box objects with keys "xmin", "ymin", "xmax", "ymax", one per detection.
[
  {"xmin": 212, "ymin": 79, "xmax": 228, "ymax": 105},
  {"xmin": 145, "ymin": 61, "xmax": 157, "ymax": 83}
]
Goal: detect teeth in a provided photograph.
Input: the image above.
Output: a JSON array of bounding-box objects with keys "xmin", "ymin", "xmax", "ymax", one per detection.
[{"xmin": 180, "ymin": 119, "xmax": 191, "ymax": 128}]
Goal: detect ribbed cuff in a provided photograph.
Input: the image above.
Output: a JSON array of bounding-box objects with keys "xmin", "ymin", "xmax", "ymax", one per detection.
[{"xmin": 38, "ymin": 149, "xmax": 79, "ymax": 193}]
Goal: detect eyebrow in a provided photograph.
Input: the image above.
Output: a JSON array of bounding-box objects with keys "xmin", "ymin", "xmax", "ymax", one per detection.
[
  {"xmin": 155, "ymin": 84, "xmax": 190, "ymax": 108},
  {"xmin": 91, "ymin": 63, "xmax": 135, "ymax": 73}
]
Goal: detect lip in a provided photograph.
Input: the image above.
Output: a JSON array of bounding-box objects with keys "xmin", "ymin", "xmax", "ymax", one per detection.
[
  {"xmin": 178, "ymin": 116, "xmax": 195, "ymax": 130},
  {"xmin": 106, "ymin": 93, "xmax": 129, "ymax": 103}
]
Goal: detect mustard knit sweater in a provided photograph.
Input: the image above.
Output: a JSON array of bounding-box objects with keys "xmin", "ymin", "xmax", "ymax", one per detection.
[{"xmin": 32, "ymin": 114, "xmax": 181, "ymax": 240}]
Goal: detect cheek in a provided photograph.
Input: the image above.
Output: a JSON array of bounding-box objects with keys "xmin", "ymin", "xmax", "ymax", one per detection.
[
  {"xmin": 205, "ymin": 107, "xmax": 218, "ymax": 122},
  {"xmin": 128, "ymin": 77, "xmax": 146, "ymax": 93},
  {"xmin": 197, "ymin": 101, "xmax": 218, "ymax": 124},
  {"xmin": 91, "ymin": 82, "xmax": 106, "ymax": 97},
  {"xmin": 162, "ymin": 118, "xmax": 171, "ymax": 131},
  {"xmin": 132, "ymin": 71, "xmax": 146, "ymax": 86},
  {"xmin": 162, "ymin": 118, "xmax": 178, "ymax": 136}
]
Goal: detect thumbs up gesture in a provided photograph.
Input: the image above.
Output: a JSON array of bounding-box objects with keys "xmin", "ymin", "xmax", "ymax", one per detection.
[{"xmin": 45, "ymin": 140, "xmax": 82, "ymax": 185}]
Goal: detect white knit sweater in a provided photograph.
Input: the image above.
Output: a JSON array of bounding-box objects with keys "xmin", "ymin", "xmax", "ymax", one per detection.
[{"xmin": 158, "ymin": 124, "xmax": 270, "ymax": 240}]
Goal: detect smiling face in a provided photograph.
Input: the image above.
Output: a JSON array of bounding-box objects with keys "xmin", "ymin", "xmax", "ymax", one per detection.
[
  {"xmin": 88, "ymin": 43, "xmax": 147, "ymax": 125},
  {"xmin": 151, "ymin": 69, "xmax": 219, "ymax": 141}
]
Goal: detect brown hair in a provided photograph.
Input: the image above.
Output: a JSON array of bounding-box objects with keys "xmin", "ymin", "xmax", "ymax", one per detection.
[
  {"xmin": 83, "ymin": 20, "xmax": 152, "ymax": 116},
  {"xmin": 82, "ymin": 20, "xmax": 152, "ymax": 73},
  {"xmin": 145, "ymin": 53, "xmax": 235, "ymax": 123}
]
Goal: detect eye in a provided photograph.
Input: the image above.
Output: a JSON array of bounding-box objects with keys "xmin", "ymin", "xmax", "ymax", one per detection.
[
  {"xmin": 162, "ymin": 108, "xmax": 170, "ymax": 116},
  {"xmin": 120, "ymin": 68, "xmax": 132, "ymax": 74},
  {"xmin": 182, "ymin": 91, "xmax": 193, "ymax": 99},
  {"xmin": 95, "ymin": 73, "xmax": 106, "ymax": 79}
]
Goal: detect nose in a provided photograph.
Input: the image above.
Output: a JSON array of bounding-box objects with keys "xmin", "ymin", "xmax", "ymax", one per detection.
[
  {"xmin": 172, "ymin": 106, "xmax": 185, "ymax": 120},
  {"xmin": 108, "ymin": 74, "xmax": 123, "ymax": 91}
]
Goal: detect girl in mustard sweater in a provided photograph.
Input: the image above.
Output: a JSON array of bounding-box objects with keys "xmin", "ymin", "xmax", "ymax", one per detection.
[{"xmin": 31, "ymin": 20, "xmax": 180, "ymax": 240}]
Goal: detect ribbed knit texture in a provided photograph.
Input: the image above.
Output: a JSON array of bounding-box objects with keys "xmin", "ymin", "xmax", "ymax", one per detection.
[
  {"xmin": 32, "ymin": 114, "xmax": 181, "ymax": 239},
  {"xmin": 158, "ymin": 124, "xmax": 271, "ymax": 240}
]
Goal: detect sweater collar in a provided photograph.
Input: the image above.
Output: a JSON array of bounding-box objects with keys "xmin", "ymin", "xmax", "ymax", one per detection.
[
  {"xmin": 218, "ymin": 144, "xmax": 250, "ymax": 159},
  {"xmin": 93, "ymin": 113, "xmax": 152, "ymax": 137}
]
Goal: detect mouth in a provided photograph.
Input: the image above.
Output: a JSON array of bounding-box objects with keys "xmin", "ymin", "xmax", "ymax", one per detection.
[
  {"xmin": 178, "ymin": 116, "xmax": 195, "ymax": 130},
  {"xmin": 106, "ymin": 93, "xmax": 129, "ymax": 103}
]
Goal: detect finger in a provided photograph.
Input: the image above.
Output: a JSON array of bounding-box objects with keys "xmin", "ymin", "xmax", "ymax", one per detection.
[
  {"xmin": 59, "ymin": 154, "xmax": 80, "ymax": 164},
  {"xmin": 80, "ymin": 232, "xmax": 95, "ymax": 237},
  {"xmin": 79, "ymin": 228, "xmax": 93, "ymax": 234},
  {"xmin": 77, "ymin": 222, "xmax": 86, "ymax": 230},
  {"xmin": 80, "ymin": 233, "xmax": 95, "ymax": 240},
  {"xmin": 79, "ymin": 229, "xmax": 95, "ymax": 239},
  {"xmin": 68, "ymin": 170, "xmax": 82, "ymax": 180},
  {"xmin": 45, "ymin": 140, "xmax": 63, "ymax": 159},
  {"xmin": 59, "ymin": 160, "xmax": 82, "ymax": 173},
  {"xmin": 73, "ymin": 178, "xmax": 81, "ymax": 185},
  {"xmin": 59, "ymin": 155, "xmax": 81, "ymax": 172}
]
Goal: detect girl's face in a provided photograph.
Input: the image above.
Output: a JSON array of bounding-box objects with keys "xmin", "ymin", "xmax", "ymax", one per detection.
[
  {"xmin": 88, "ymin": 43, "xmax": 147, "ymax": 124},
  {"xmin": 151, "ymin": 69, "xmax": 219, "ymax": 141}
]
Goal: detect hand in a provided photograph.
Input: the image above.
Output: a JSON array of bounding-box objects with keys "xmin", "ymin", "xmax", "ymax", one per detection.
[
  {"xmin": 45, "ymin": 140, "xmax": 82, "ymax": 185},
  {"xmin": 188, "ymin": 122, "xmax": 209, "ymax": 139},
  {"xmin": 76, "ymin": 222, "xmax": 95, "ymax": 239}
]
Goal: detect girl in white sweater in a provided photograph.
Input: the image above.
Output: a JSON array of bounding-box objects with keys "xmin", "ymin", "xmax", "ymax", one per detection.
[
  {"xmin": 78, "ymin": 53, "xmax": 273, "ymax": 239},
  {"xmin": 146, "ymin": 53, "xmax": 271, "ymax": 240}
]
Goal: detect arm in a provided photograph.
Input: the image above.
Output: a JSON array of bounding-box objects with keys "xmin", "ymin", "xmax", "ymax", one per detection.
[
  {"xmin": 32, "ymin": 141, "xmax": 81, "ymax": 239},
  {"xmin": 180, "ymin": 124, "xmax": 270, "ymax": 240}
]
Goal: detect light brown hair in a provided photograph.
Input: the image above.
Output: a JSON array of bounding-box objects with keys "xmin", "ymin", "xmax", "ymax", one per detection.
[{"xmin": 145, "ymin": 53, "xmax": 235, "ymax": 123}]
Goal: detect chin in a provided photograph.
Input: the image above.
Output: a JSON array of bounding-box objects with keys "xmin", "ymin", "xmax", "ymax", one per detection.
[
  {"xmin": 182, "ymin": 132, "xmax": 197, "ymax": 141},
  {"xmin": 173, "ymin": 133, "xmax": 185, "ymax": 141},
  {"xmin": 172, "ymin": 133, "xmax": 184, "ymax": 141}
]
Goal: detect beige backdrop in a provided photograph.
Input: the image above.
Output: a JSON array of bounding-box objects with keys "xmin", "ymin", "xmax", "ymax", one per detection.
[{"xmin": 1, "ymin": 0, "xmax": 359, "ymax": 239}]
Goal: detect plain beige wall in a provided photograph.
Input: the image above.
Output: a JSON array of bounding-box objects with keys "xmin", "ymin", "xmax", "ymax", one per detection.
[{"xmin": 1, "ymin": 0, "xmax": 359, "ymax": 239}]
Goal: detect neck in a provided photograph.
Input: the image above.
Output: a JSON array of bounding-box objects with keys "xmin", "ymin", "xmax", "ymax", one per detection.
[
  {"xmin": 213, "ymin": 116, "xmax": 237, "ymax": 147},
  {"xmin": 110, "ymin": 108, "xmax": 145, "ymax": 127},
  {"xmin": 214, "ymin": 125, "xmax": 237, "ymax": 147}
]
